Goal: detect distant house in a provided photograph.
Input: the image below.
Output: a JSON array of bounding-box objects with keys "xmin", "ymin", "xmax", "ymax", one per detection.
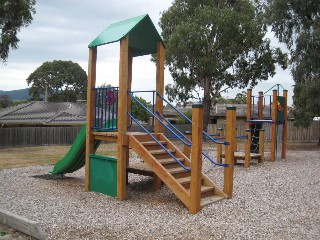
[
  {"xmin": 163, "ymin": 103, "xmax": 274, "ymax": 124},
  {"xmin": 0, "ymin": 101, "xmax": 86, "ymax": 127}
]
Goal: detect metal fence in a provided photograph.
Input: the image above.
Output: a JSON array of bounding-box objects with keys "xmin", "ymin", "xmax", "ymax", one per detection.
[{"xmin": 0, "ymin": 121, "xmax": 319, "ymax": 147}]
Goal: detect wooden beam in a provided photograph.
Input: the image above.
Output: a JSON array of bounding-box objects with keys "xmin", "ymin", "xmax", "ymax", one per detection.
[
  {"xmin": 246, "ymin": 89, "xmax": 252, "ymax": 129},
  {"xmin": 85, "ymin": 47, "xmax": 97, "ymax": 192},
  {"xmin": 117, "ymin": 36, "xmax": 129, "ymax": 200},
  {"xmin": 244, "ymin": 129, "xmax": 251, "ymax": 168},
  {"xmin": 216, "ymin": 128, "xmax": 223, "ymax": 164},
  {"xmin": 258, "ymin": 91, "xmax": 263, "ymax": 120},
  {"xmin": 155, "ymin": 42, "xmax": 165, "ymax": 133},
  {"xmin": 271, "ymin": 90, "xmax": 277, "ymax": 161},
  {"xmin": 190, "ymin": 104, "xmax": 203, "ymax": 214},
  {"xmin": 224, "ymin": 106, "xmax": 236, "ymax": 198},
  {"xmin": 282, "ymin": 90, "xmax": 288, "ymax": 159}
]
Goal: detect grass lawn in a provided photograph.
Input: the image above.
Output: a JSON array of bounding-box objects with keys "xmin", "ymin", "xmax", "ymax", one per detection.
[
  {"xmin": 0, "ymin": 143, "xmax": 118, "ymax": 169},
  {"xmin": 0, "ymin": 141, "xmax": 318, "ymax": 169}
]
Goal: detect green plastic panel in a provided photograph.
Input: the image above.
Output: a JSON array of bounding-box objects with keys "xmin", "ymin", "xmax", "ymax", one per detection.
[
  {"xmin": 89, "ymin": 154, "xmax": 117, "ymax": 197},
  {"xmin": 88, "ymin": 14, "xmax": 163, "ymax": 57}
]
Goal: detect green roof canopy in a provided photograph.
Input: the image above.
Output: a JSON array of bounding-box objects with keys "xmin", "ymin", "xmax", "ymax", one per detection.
[{"xmin": 88, "ymin": 14, "xmax": 164, "ymax": 57}]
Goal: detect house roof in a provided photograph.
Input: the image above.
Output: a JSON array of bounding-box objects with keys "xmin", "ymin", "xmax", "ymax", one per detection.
[
  {"xmin": 163, "ymin": 103, "xmax": 274, "ymax": 119},
  {"xmin": 0, "ymin": 102, "xmax": 86, "ymax": 126},
  {"xmin": 88, "ymin": 14, "xmax": 163, "ymax": 57}
]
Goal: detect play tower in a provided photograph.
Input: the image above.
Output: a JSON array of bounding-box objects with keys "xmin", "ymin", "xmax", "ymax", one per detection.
[{"xmin": 83, "ymin": 14, "xmax": 235, "ymax": 213}]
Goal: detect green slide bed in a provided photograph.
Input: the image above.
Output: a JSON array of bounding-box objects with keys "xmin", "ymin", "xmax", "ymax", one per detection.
[{"xmin": 50, "ymin": 125, "xmax": 100, "ymax": 175}]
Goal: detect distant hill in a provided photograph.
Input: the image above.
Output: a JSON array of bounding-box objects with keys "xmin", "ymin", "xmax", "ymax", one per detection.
[{"xmin": 0, "ymin": 88, "xmax": 31, "ymax": 100}]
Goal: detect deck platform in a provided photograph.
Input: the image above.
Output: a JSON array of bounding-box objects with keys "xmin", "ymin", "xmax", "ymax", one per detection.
[{"xmin": 92, "ymin": 131, "xmax": 146, "ymax": 142}]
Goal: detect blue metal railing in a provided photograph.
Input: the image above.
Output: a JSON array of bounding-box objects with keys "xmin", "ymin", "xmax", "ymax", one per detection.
[
  {"xmin": 130, "ymin": 91, "xmax": 228, "ymax": 167},
  {"xmin": 129, "ymin": 92, "xmax": 191, "ymax": 147},
  {"xmin": 156, "ymin": 93, "xmax": 229, "ymax": 146},
  {"xmin": 156, "ymin": 111, "xmax": 227, "ymax": 167},
  {"xmin": 93, "ymin": 87, "xmax": 119, "ymax": 130},
  {"xmin": 128, "ymin": 112, "xmax": 190, "ymax": 171}
]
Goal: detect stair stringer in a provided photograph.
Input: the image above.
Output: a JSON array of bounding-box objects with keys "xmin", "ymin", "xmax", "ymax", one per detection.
[
  {"xmin": 129, "ymin": 134, "xmax": 191, "ymax": 209},
  {"xmin": 158, "ymin": 134, "xmax": 227, "ymax": 200}
]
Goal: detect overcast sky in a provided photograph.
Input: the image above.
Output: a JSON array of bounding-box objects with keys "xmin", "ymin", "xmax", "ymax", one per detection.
[{"xmin": 0, "ymin": 0, "xmax": 294, "ymax": 105}]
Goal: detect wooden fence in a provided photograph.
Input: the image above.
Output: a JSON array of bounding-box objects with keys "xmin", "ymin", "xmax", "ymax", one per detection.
[
  {"xmin": 0, "ymin": 121, "xmax": 319, "ymax": 147},
  {"xmin": 0, "ymin": 127, "xmax": 81, "ymax": 147}
]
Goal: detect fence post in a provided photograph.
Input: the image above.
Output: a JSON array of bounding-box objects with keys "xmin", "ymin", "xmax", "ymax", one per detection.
[
  {"xmin": 190, "ymin": 103, "xmax": 203, "ymax": 214},
  {"xmin": 244, "ymin": 129, "xmax": 251, "ymax": 168},
  {"xmin": 224, "ymin": 106, "xmax": 236, "ymax": 199},
  {"xmin": 217, "ymin": 128, "xmax": 223, "ymax": 164}
]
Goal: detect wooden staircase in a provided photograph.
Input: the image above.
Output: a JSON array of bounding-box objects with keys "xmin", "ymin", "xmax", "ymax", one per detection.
[{"xmin": 129, "ymin": 133, "xmax": 227, "ymax": 211}]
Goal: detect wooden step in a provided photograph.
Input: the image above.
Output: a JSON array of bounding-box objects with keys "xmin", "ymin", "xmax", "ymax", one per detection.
[
  {"xmin": 149, "ymin": 149, "xmax": 175, "ymax": 155},
  {"xmin": 141, "ymin": 140, "xmax": 167, "ymax": 146},
  {"xmin": 187, "ymin": 185, "xmax": 215, "ymax": 198},
  {"xmin": 167, "ymin": 166, "xmax": 190, "ymax": 178},
  {"xmin": 141, "ymin": 140, "xmax": 167, "ymax": 150},
  {"xmin": 176, "ymin": 176, "xmax": 204, "ymax": 189},
  {"xmin": 200, "ymin": 195, "xmax": 225, "ymax": 208},
  {"xmin": 149, "ymin": 149, "xmax": 176, "ymax": 159},
  {"xmin": 157, "ymin": 158, "xmax": 185, "ymax": 169}
]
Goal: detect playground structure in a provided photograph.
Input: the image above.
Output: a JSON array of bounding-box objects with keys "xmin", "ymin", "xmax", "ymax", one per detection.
[
  {"xmin": 50, "ymin": 14, "xmax": 237, "ymax": 214},
  {"xmin": 247, "ymin": 86, "xmax": 288, "ymax": 161},
  {"xmin": 216, "ymin": 86, "xmax": 287, "ymax": 167}
]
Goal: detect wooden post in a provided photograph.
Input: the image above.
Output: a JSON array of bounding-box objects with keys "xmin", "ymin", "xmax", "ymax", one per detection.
[
  {"xmin": 258, "ymin": 91, "xmax": 263, "ymax": 120},
  {"xmin": 244, "ymin": 129, "xmax": 251, "ymax": 168},
  {"xmin": 190, "ymin": 103, "xmax": 203, "ymax": 214},
  {"xmin": 259, "ymin": 129, "xmax": 265, "ymax": 163},
  {"xmin": 155, "ymin": 42, "xmax": 165, "ymax": 133},
  {"xmin": 224, "ymin": 106, "xmax": 236, "ymax": 198},
  {"xmin": 246, "ymin": 89, "xmax": 252, "ymax": 129},
  {"xmin": 183, "ymin": 131, "xmax": 192, "ymax": 158},
  {"xmin": 217, "ymin": 128, "xmax": 223, "ymax": 164},
  {"xmin": 127, "ymin": 50, "xmax": 133, "ymax": 126},
  {"xmin": 117, "ymin": 36, "xmax": 129, "ymax": 200},
  {"xmin": 271, "ymin": 89, "xmax": 277, "ymax": 161},
  {"xmin": 125, "ymin": 50, "xmax": 133, "ymax": 185},
  {"xmin": 282, "ymin": 90, "xmax": 288, "ymax": 159},
  {"xmin": 85, "ymin": 47, "xmax": 97, "ymax": 192}
]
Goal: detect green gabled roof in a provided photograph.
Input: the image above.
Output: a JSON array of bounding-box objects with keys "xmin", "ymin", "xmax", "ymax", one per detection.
[{"xmin": 88, "ymin": 14, "xmax": 164, "ymax": 57}]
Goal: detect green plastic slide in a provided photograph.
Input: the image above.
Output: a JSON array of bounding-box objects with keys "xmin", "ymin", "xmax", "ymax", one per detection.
[{"xmin": 50, "ymin": 125, "xmax": 100, "ymax": 175}]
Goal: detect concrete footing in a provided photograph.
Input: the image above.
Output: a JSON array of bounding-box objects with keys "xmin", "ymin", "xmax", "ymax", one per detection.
[{"xmin": 0, "ymin": 209, "xmax": 45, "ymax": 240}]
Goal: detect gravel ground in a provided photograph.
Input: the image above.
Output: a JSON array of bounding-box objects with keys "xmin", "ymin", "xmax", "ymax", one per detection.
[{"xmin": 0, "ymin": 150, "xmax": 319, "ymax": 240}]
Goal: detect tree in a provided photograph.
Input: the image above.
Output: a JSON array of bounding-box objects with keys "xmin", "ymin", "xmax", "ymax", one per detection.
[
  {"xmin": 160, "ymin": 0, "xmax": 287, "ymax": 131},
  {"xmin": 0, "ymin": 0, "xmax": 36, "ymax": 62},
  {"xmin": 27, "ymin": 60, "xmax": 87, "ymax": 102},
  {"xmin": 265, "ymin": 0, "xmax": 320, "ymax": 127},
  {"xmin": 216, "ymin": 91, "xmax": 247, "ymax": 104},
  {"xmin": 0, "ymin": 94, "xmax": 12, "ymax": 108},
  {"xmin": 131, "ymin": 96, "xmax": 152, "ymax": 122}
]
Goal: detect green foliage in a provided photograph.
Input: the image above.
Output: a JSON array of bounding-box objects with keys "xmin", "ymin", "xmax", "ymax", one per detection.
[
  {"xmin": 176, "ymin": 110, "xmax": 192, "ymax": 124},
  {"xmin": 265, "ymin": 0, "xmax": 320, "ymax": 127},
  {"xmin": 131, "ymin": 96, "xmax": 152, "ymax": 122},
  {"xmin": 26, "ymin": 60, "xmax": 87, "ymax": 102},
  {"xmin": 160, "ymin": 0, "xmax": 287, "ymax": 130},
  {"xmin": 12, "ymin": 99, "xmax": 29, "ymax": 105},
  {"xmin": 216, "ymin": 91, "xmax": 247, "ymax": 104},
  {"xmin": 0, "ymin": 94, "xmax": 12, "ymax": 108},
  {"xmin": 0, "ymin": 0, "xmax": 36, "ymax": 62}
]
